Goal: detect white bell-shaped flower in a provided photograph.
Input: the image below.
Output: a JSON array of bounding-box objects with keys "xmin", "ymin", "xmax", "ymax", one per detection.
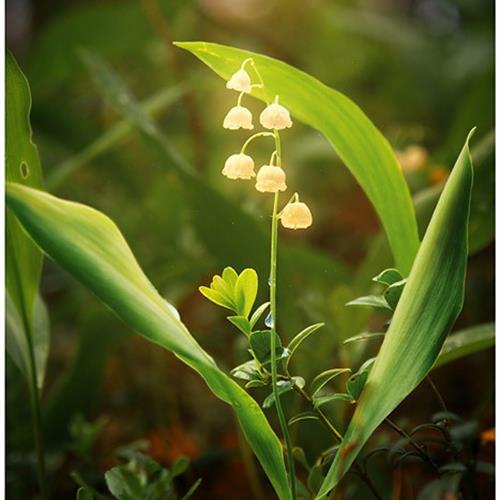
[
  {"xmin": 280, "ymin": 201, "xmax": 313, "ymax": 229},
  {"xmin": 259, "ymin": 102, "xmax": 293, "ymax": 130},
  {"xmin": 226, "ymin": 69, "xmax": 252, "ymax": 93},
  {"xmin": 255, "ymin": 165, "xmax": 287, "ymax": 193},
  {"xmin": 222, "ymin": 153, "xmax": 255, "ymax": 180},
  {"xmin": 223, "ymin": 105, "xmax": 254, "ymax": 130}
]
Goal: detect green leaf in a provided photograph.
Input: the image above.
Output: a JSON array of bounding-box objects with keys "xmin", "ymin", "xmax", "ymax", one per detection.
[
  {"xmin": 5, "ymin": 184, "xmax": 291, "ymax": 500},
  {"xmin": 198, "ymin": 286, "xmax": 234, "ymax": 310},
  {"xmin": 285, "ymin": 323, "xmax": 324, "ymax": 369},
  {"xmin": 6, "ymin": 50, "xmax": 47, "ymax": 390},
  {"xmin": 171, "ymin": 456, "xmax": 190, "ymax": 478},
  {"xmin": 181, "ymin": 479, "xmax": 202, "ymax": 500},
  {"xmin": 76, "ymin": 487, "xmax": 94, "ymax": 500},
  {"xmin": 313, "ymin": 393, "xmax": 355, "ymax": 408},
  {"xmin": 372, "ymin": 268, "xmax": 403, "ymax": 286},
  {"xmin": 263, "ymin": 380, "xmax": 294, "ymax": 409},
  {"xmin": 310, "ymin": 369, "xmax": 352, "ymax": 397},
  {"xmin": 176, "ymin": 41, "xmax": 420, "ymax": 274},
  {"xmin": 384, "ymin": 279, "xmax": 407, "ymax": 310},
  {"xmin": 222, "ymin": 267, "xmax": 238, "ymax": 288},
  {"xmin": 343, "ymin": 332, "xmax": 385, "ymax": 346},
  {"xmin": 307, "ymin": 465, "xmax": 325, "ymax": 496},
  {"xmin": 6, "ymin": 293, "xmax": 50, "ymax": 390},
  {"xmin": 346, "ymin": 370, "xmax": 369, "ymax": 401},
  {"xmin": 250, "ymin": 302, "xmax": 271, "ymax": 329},
  {"xmin": 346, "ymin": 295, "xmax": 391, "ymax": 310},
  {"xmin": 227, "ymin": 316, "xmax": 252, "ymax": 336},
  {"xmin": 105, "ymin": 465, "xmax": 144, "ymax": 500},
  {"xmin": 250, "ymin": 330, "xmax": 285, "ymax": 367},
  {"xmin": 288, "ymin": 412, "xmax": 321, "ymax": 426},
  {"xmin": 230, "ymin": 360, "xmax": 260, "ymax": 381},
  {"xmin": 317, "ymin": 131, "xmax": 474, "ymax": 498},
  {"xmin": 234, "ymin": 268, "xmax": 258, "ymax": 318},
  {"xmin": 433, "ymin": 323, "xmax": 495, "ymax": 369}
]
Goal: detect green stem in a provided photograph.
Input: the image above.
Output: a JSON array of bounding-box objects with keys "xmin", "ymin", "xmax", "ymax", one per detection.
[
  {"xmin": 269, "ymin": 130, "xmax": 296, "ymax": 500},
  {"xmin": 240, "ymin": 132, "xmax": 274, "ymax": 154},
  {"xmin": 22, "ymin": 311, "xmax": 49, "ymax": 499}
]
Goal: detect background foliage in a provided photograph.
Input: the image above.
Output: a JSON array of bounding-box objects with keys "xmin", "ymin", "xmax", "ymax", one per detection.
[{"xmin": 6, "ymin": 0, "xmax": 493, "ymax": 498}]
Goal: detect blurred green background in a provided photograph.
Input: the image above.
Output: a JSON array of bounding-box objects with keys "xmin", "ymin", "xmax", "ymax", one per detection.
[{"xmin": 6, "ymin": 0, "xmax": 494, "ymax": 498}]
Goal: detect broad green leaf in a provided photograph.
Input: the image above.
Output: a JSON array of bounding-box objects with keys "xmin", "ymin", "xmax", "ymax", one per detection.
[
  {"xmin": 310, "ymin": 369, "xmax": 352, "ymax": 397},
  {"xmin": 346, "ymin": 295, "xmax": 391, "ymax": 310},
  {"xmin": 6, "ymin": 51, "xmax": 47, "ymax": 389},
  {"xmin": 176, "ymin": 41, "xmax": 420, "ymax": 274},
  {"xmin": 317, "ymin": 132, "xmax": 474, "ymax": 499},
  {"xmin": 6, "ymin": 184, "xmax": 291, "ymax": 500},
  {"xmin": 433, "ymin": 323, "xmax": 495, "ymax": 369},
  {"xmin": 285, "ymin": 323, "xmax": 324, "ymax": 369}
]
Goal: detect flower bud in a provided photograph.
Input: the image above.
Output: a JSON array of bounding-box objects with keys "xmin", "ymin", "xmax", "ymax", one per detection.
[
  {"xmin": 255, "ymin": 165, "xmax": 287, "ymax": 193},
  {"xmin": 280, "ymin": 201, "xmax": 313, "ymax": 229},
  {"xmin": 226, "ymin": 69, "xmax": 252, "ymax": 93},
  {"xmin": 222, "ymin": 153, "xmax": 256, "ymax": 180},
  {"xmin": 259, "ymin": 103, "xmax": 293, "ymax": 130},
  {"xmin": 223, "ymin": 106, "xmax": 254, "ymax": 130}
]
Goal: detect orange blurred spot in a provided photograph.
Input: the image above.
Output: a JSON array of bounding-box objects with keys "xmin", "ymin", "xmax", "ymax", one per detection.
[
  {"xmin": 429, "ymin": 166, "xmax": 449, "ymax": 184},
  {"xmin": 147, "ymin": 426, "xmax": 200, "ymax": 464},
  {"xmin": 480, "ymin": 428, "xmax": 495, "ymax": 444}
]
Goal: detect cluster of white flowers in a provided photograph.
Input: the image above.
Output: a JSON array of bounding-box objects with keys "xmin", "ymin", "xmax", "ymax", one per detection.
[{"xmin": 221, "ymin": 59, "xmax": 313, "ymax": 230}]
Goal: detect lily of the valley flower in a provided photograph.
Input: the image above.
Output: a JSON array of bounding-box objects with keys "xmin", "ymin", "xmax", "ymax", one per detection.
[
  {"xmin": 260, "ymin": 100, "xmax": 293, "ymax": 130},
  {"xmin": 226, "ymin": 69, "xmax": 252, "ymax": 93},
  {"xmin": 255, "ymin": 165, "xmax": 287, "ymax": 193},
  {"xmin": 223, "ymin": 105, "xmax": 254, "ymax": 130},
  {"xmin": 280, "ymin": 201, "xmax": 313, "ymax": 229},
  {"xmin": 222, "ymin": 153, "xmax": 256, "ymax": 180}
]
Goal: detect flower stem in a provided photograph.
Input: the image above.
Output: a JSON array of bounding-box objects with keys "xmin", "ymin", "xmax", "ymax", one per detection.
[
  {"xmin": 269, "ymin": 130, "xmax": 296, "ymax": 499},
  {"xmin": 240, "ymin": 132, "xmax": 274, "ymax": 154}
]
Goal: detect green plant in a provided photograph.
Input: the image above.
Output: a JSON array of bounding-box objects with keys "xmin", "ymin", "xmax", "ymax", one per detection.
[{"xmin": 5, "ymin": 44, "xmax": 493, "ymax": 500}]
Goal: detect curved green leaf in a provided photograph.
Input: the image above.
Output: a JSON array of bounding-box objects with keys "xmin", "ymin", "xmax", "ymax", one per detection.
[
  {"xmin": 176, "ymin": 41, "xmax": 420, "ymax": 274},
  {"xmin": 317, "ymin": 131, "xmax": 474, "ymax": 498},
  {"xmin": 6, "ymin": 50, "xmax": 47, "ymax": 389},
  {"xmin": 5, "ymin": 183, "xmax": 291, "ymax": 500},
  {"xmin": 434, "ymin": 323, "xmax": 494, "ymax": 369}
]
